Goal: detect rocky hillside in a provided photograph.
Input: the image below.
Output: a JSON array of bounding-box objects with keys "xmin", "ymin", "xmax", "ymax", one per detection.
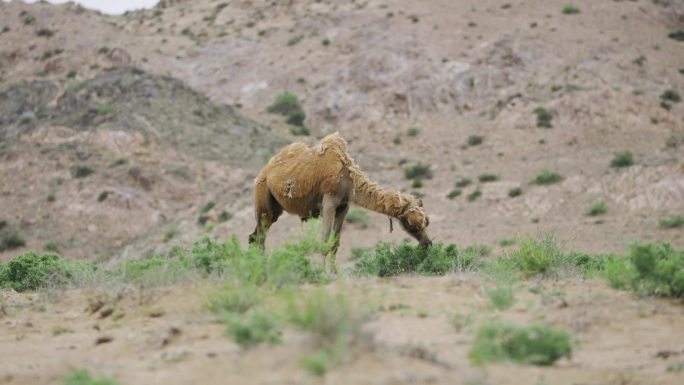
[{"xmin": 1, "ymin": 0, "xmax": 683, "ymax": 262}]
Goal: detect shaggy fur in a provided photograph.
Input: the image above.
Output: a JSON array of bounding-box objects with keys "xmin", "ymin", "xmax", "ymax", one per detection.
[{"xmin": 249, "ymin": 133, "xmax": 432, "ymax": 272}]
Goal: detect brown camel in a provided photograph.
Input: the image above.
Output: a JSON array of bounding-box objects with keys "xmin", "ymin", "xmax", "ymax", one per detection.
[{"xmin": 248, "ymin": 132, "xmax": 432, "ymax": 272}]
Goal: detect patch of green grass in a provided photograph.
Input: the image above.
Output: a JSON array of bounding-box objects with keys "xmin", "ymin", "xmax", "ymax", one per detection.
[
  {"xmin": 561, "ymin": 5, "xmax": 580, "ymax": 15},
  {"xmin": 455, "ymin": 178, "xmax": 472, "ymax": 188},
  {"xmin": 534, "ymin": 107, "xmax": 553, "ymax": 128},
  {"xmin": 0, "ymin": 252, "xmax": 92, "ymax": 291},
  {"xmin": 67, "ymin": 70, "xmax": 77, "ymax": 79},
  {"xmin": 505, "ymin": 234, "xmax": 591, "ymax": 278},
  {"xmin": 499, "ymin": 239, "xmax": 516, "ymax": 247},
  {"xmin": 447, "ymin": 189, "xmax": 462, "ymax": 199},
  {"xmin": 508, "ymin": 187, "xmax": 522, "ymax": 197},
  {"xmin": 478, "ymin": 173, "xmax": 499, "ymax": 183},
  {"xmin": 531, "ymin": 170, "xmax": 563, "ymax": 185},
  {"xmin": 469, "ymin": 321, "xmax": 572, "ymax": 366},
  {"xmin": 52, "ymin": 325, "xmax": 74, "ymax": 336},
  {"xmin": 668, "ymin": 31, "xmax": 684, "ymax": 42},
  {"xmin": 610, "ymin": 151, "xmax": 634, "ymax": 168},
  {"xmin": 321, "ymin": 38, "xmax": 330, "ymax": 46},
  {"xmin": 467, "ymin": 135, "xmax": 484, "ymax": 146},
  {"xmin": 36, "ymin": 28, "xmax": 55, "ymax": 37},
  {"xmin": 411, "ymin": 178, "xmax": 423, "ymax": 188},
  {"xmin": 407, "ymin": 127, "xmax": 420, "ymax": 137},
  {"xmin": 353, "ymin": 242, "xmax": 482, "ymax": 277},
  {"xmin": 345, "ymin": 208, "xmax": 370, "ymax": 229},
  {"xmin": 70, "ymin": 165, "xmax": 94, "ymax": 178},
  {"xmin": 301, "ymin": 349, "xmax": 330, "ymax": 376},
  {"xmin": 466, "ymin": 189, "xmax": 482, "ymax": 202},
  {"xmin": 485, "ymin": 282, "xmax": 516, "ymax": 310},
  {"xmin": 63, "ymin": 369, "xmax": 119, "ymax": 385},
  {"xmin": 207, "ymin": 283, "xmax": 262, "ymax": 315},
  {"xmin": 586, "ymin": 201, "xmax": 607, "ymax": 216},
  {"xmin": 404, "ymin": 163, "xmax": 433, "ymax": 180},
  {"xmin": 660, "ymin": 89, "xmax": 681, "ymax": 103},
  {"xmin": 659, "ymin": 215, "xmax": 684, "ymax": 229},
  {"xmin": 97, "ymin": 191, "xmax": 109, "ymax": 202}
]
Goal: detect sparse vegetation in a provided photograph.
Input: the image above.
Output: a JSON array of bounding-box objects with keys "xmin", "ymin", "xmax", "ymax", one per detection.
[
  {"xmin": 478, "ymin": 173, "xmax": 499, "ymax": 183},
  {"xmin": 43, "ymin": 242, "xmax": 59, "ymax": 252},
  {"xmin": 70, "ymin": 165, "xmax": 94, "ymax": 178},
  {"xmin": 469, "ymin": 321, "xmax": 572, "ymax": 366},
  {"xmin": 561, "ymin": 5, "xmax": 580, "ymax": 15},
  {"xmin": 532, "ymin": 170, "xmax": 563, "ymax": 185},
  {"xmin": 534, "ymin": 107, "xmax": 553, "ymax": 128},
  {"xmin": 1, "ymin": 234, "xmax": 26, "ymax": 252},
  {"xmin": 485, "ymin": 282, "xmax": 516, "ymax": 310},
  {"xmin": 404, "ymin": 163, "xmax": 433, "ymax": 180},
  {"xmin": 36, "ymin": 28, "xmax": 55, "ymax": 37},
  {"xmin": 218, "ymin": 211, "xmax": 232, "ymax": 222},
  {"xmin": 587, "ymin": 201, "xmax": 607, "ymax": 216},
  {"xmin": 659, "ymin": 215, "xmax": 684, "ymax": 229},
  {"xmin": 466, "ymin": 189, "xmax": 482, "ymax": 202},
  {"xmin": 447, "ymin": 189, "xmax": 462, "ymax": 199},
  {"xmin": 610, "ymin": 151, "xmax": 634, "ymax": 168},
  {"xmin": 467, "ymin": 135, "xmax": 484, "ymax": 146},
  {"xmin": 508, "ymin": 187, "xmax": 522, "ymax": 197},
  {"xmin": 411, "ymin": 178, "xmax": 423, "ymax": 188},
  {"xmin": 267, "ymin": 92, "xmax": 307, "ymax": 130},
  {"xmin": 455, "ymin": 178, "xmax": 472, "ymax": 188},
  {"xmin": 63, "ymin": 369, "xmax": 119, "ymax": 385},
  {"xmin": 660, "ymin": 89, "xmax": 681, "ymax": 104},
  {"xmin": 668, "ymin": 31, "xmax": 684, "ymax": 42},
  {"xmin": 287, "ymin": 35, "xmax": 304, "ymax": 46},
  {"xmin": 407, "ymin": 127, "xmax": 420, "ymax": 137}
]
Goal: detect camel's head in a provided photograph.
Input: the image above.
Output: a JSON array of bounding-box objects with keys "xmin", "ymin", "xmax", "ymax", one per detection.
[{"xmin": 398, "ymin": 197, "xmax": 432, "ymax": 248}]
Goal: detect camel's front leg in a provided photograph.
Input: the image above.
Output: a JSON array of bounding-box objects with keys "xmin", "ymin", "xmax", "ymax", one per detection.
[
  {"xmin": 327, "ymin": 203, "xmax": 349, "ymax": 273},
  {"xmin": 321, "ymin": 194, "xmax": 341, "ymax": 273}
]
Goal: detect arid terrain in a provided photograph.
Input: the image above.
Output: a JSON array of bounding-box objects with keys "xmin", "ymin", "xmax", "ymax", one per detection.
[{"xmin": 1, "ymin": 0, "xmax": 683, "ymax": 384}]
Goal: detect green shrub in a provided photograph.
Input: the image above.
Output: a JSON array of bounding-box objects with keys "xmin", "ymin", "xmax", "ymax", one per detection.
[
  {"xmin": 586, "ymin": 201, "xmax": 607, "ymax": 216},
  {"xmin": 0, "ymin": 252, "xmax": 89, "ymax": 292},
  {"xmin": 661, "ymin": 89, "xmax": 681, "ymax": 103},
  {"xmin": 43, "ymin": 242, "xmax": 59, "ymax": 252},
  {"xmin": 447, "ymin": 189, "xmax": 462, "ymax": 199},
  {"xmin": 199, "ymin": 201, "xmax": 215, "ymax": 214},
  {"xmin": 407, "ymin": 127, "xmax": 420, "ymax": 137},
  {"xmin": 668, "ymin": 31, "xmax": 684, "ymax": 42},
  {"xmin": 561, "ymin": 5, "xmax": 580, "ymax": 15},
  {"xmin": 1, "ymin": 234, "xmax": 26, "ymax": 251},
  {"xmin": 466, "ymin": 189, "xmax": 481, "ymax": 202},
  {"xmin": 70, "ymin": 165, "xmax": 94, "ymax": 178},
  {"xmin": 224, "ymin": 310, "xmax": 282, "ymax": 348},
  {"xmin": 507, "ymin": 234, "xmax": 575, "ymax": 277},
  {"xmin": 345, "ymin": 209, "xmax": 370, "ymax": 229},
  {"xmin": 455, "ymin": 178, "xmax": 472, "ymax": 188},
  {"xmin": 63, "ymin": 369, "xmax": 118, "ymax": 385},
  {"xmin": 478, "ymin": 173, "xmax": 499, "ymax": 183},
  {"xmin": 300, "ymin": 349, "xmax": 330, "ymax": 376},
  {"xmin": 659, "ymin": 215, "xmax": 684, "ymax": 229},
  {"xmin": 485, "ymin": 282, "xmax": 516, "ymax": 310},
  {"xmin": 508, "ymin": 187, "xmax": 522, "ymax": 197},
  {"xmin": 321, "ymin": 38, "xmax": 330, "ymax": 46},
  {"xmin": 404, "ymin": 163, "xmax": 433, "ymax": 180},
  {"xmin": 354, "ymin": 242, "xmax": 481, "ymax": 277},
  {"xmin": 628, "ymin": 243, "xmax": 684, "ymax": 298},
  {"xmin": 207, "ymin": 283, "xmax": 262, "ymax": 315},
  {"xmin": 36, "ymin": 28, "xmax": 54, "ymax": 37},
  {"xmin": 467, "ymin": 135, "xmax": 484, "ymax": 146},
  {"xmin": 267, "ymin": 92, "xmax": 306, "ymax": 128},
  {"xmin": 610, "ymin": 151, "xmax": 634, "ymax": 168},
  {"xmin": 532, "ymin": 170, "xmax": 563, "ymax": 185},
  {"xmin": 533, "ymin": 107, "xmax": 553, "ymax": 128},
  {"xmin": 411, "ymin": 178, "xmax": 423, "ymax": 188},
  {"xmin": 218, "ymin": 211, "xmax": 232, "ymax": 222},
  {"xmin": 499, "ymin": 239, "xmax": 516, "ymax": 247},
  {"xmin": 469, "ymin": 321, "xmax": 572, "ymax": 366}
]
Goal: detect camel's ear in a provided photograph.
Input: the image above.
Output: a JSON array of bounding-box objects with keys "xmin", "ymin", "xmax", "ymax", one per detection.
[{"xmin": 417, "ymin": 198, "xmax": 423, "ymax": 207}]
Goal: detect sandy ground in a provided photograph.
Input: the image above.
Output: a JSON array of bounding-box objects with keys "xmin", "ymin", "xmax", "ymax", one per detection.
[{"xmin": 2, "ymin": 274, "xmax": 684, "ymax": 385}]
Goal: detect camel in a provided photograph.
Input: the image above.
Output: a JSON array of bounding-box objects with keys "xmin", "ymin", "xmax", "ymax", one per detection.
[{"xmin": 248, "ymin": 132, "xmax": 432, "ymax": 272}]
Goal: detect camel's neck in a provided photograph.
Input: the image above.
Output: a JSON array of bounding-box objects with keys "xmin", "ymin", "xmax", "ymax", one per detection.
[{"xmin": 349, "ymin": 168, "xmax": 406, "ymax": 218}]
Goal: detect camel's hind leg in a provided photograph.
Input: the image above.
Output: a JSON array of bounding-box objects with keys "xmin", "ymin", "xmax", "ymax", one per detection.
[
  {"xmin": 321, "ymin": 195, "xmax": 348, "ymax": 273},
  {"xmin": 248, "ymin": 182, "xmax": 283, "ymax": 251}
]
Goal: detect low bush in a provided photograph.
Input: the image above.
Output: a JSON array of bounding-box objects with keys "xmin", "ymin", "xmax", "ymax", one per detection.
[
  {"xmin": 0, "ymin": 252, "xmax": 93, "ymax": 292},
  {"xmin": 478, "ymin": 173, "xmax": 499, "ymax": 183},
  {"xmin": 659, "ymin": 215, "xmax": 684, "ymax": 229},
  {"xmin": 586, "ymin": 201, "xmax": 607, "ymax": 216},
  {"xmin": 353, "ymin": 242, "xmax": 481, "ymax": 277},
  {"xmin": 485, "ymin": 282, "xmax": 516, "ymax": 310},
  {"xmin": 268, "ymin": 92, "xmax": 306, "ymax": 129},
  {"xmin": 223, "ymin": 310, "xmax": 282, "ymax": 348},
  {"xmin": 508, "ymin": 187, "xmax": 522, "ymax": 197},
  {"xmin": 606, "ymin": 243, "xmax": 684, "ymax": 298},
  {"xmin": 533, "ymin": 107, "xmax": 553, "ymax": 128},
  {"xmin": 561, "ymin": 5, "xmax": 580, "ymax": 15},
  {"xmin": 532, "ymin": 170, "xmax": 563, "ymax": 185},
  {"xmin": 469, "ymin": 321, "xmax": 572, "ymax": 366},
  {"xmin": 404, "ymin": 163, "xmax": 433, "ymax": 180},
  {"xmin": 610, "ymin": 151, "xmax": 634, "ymax": 168}
]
